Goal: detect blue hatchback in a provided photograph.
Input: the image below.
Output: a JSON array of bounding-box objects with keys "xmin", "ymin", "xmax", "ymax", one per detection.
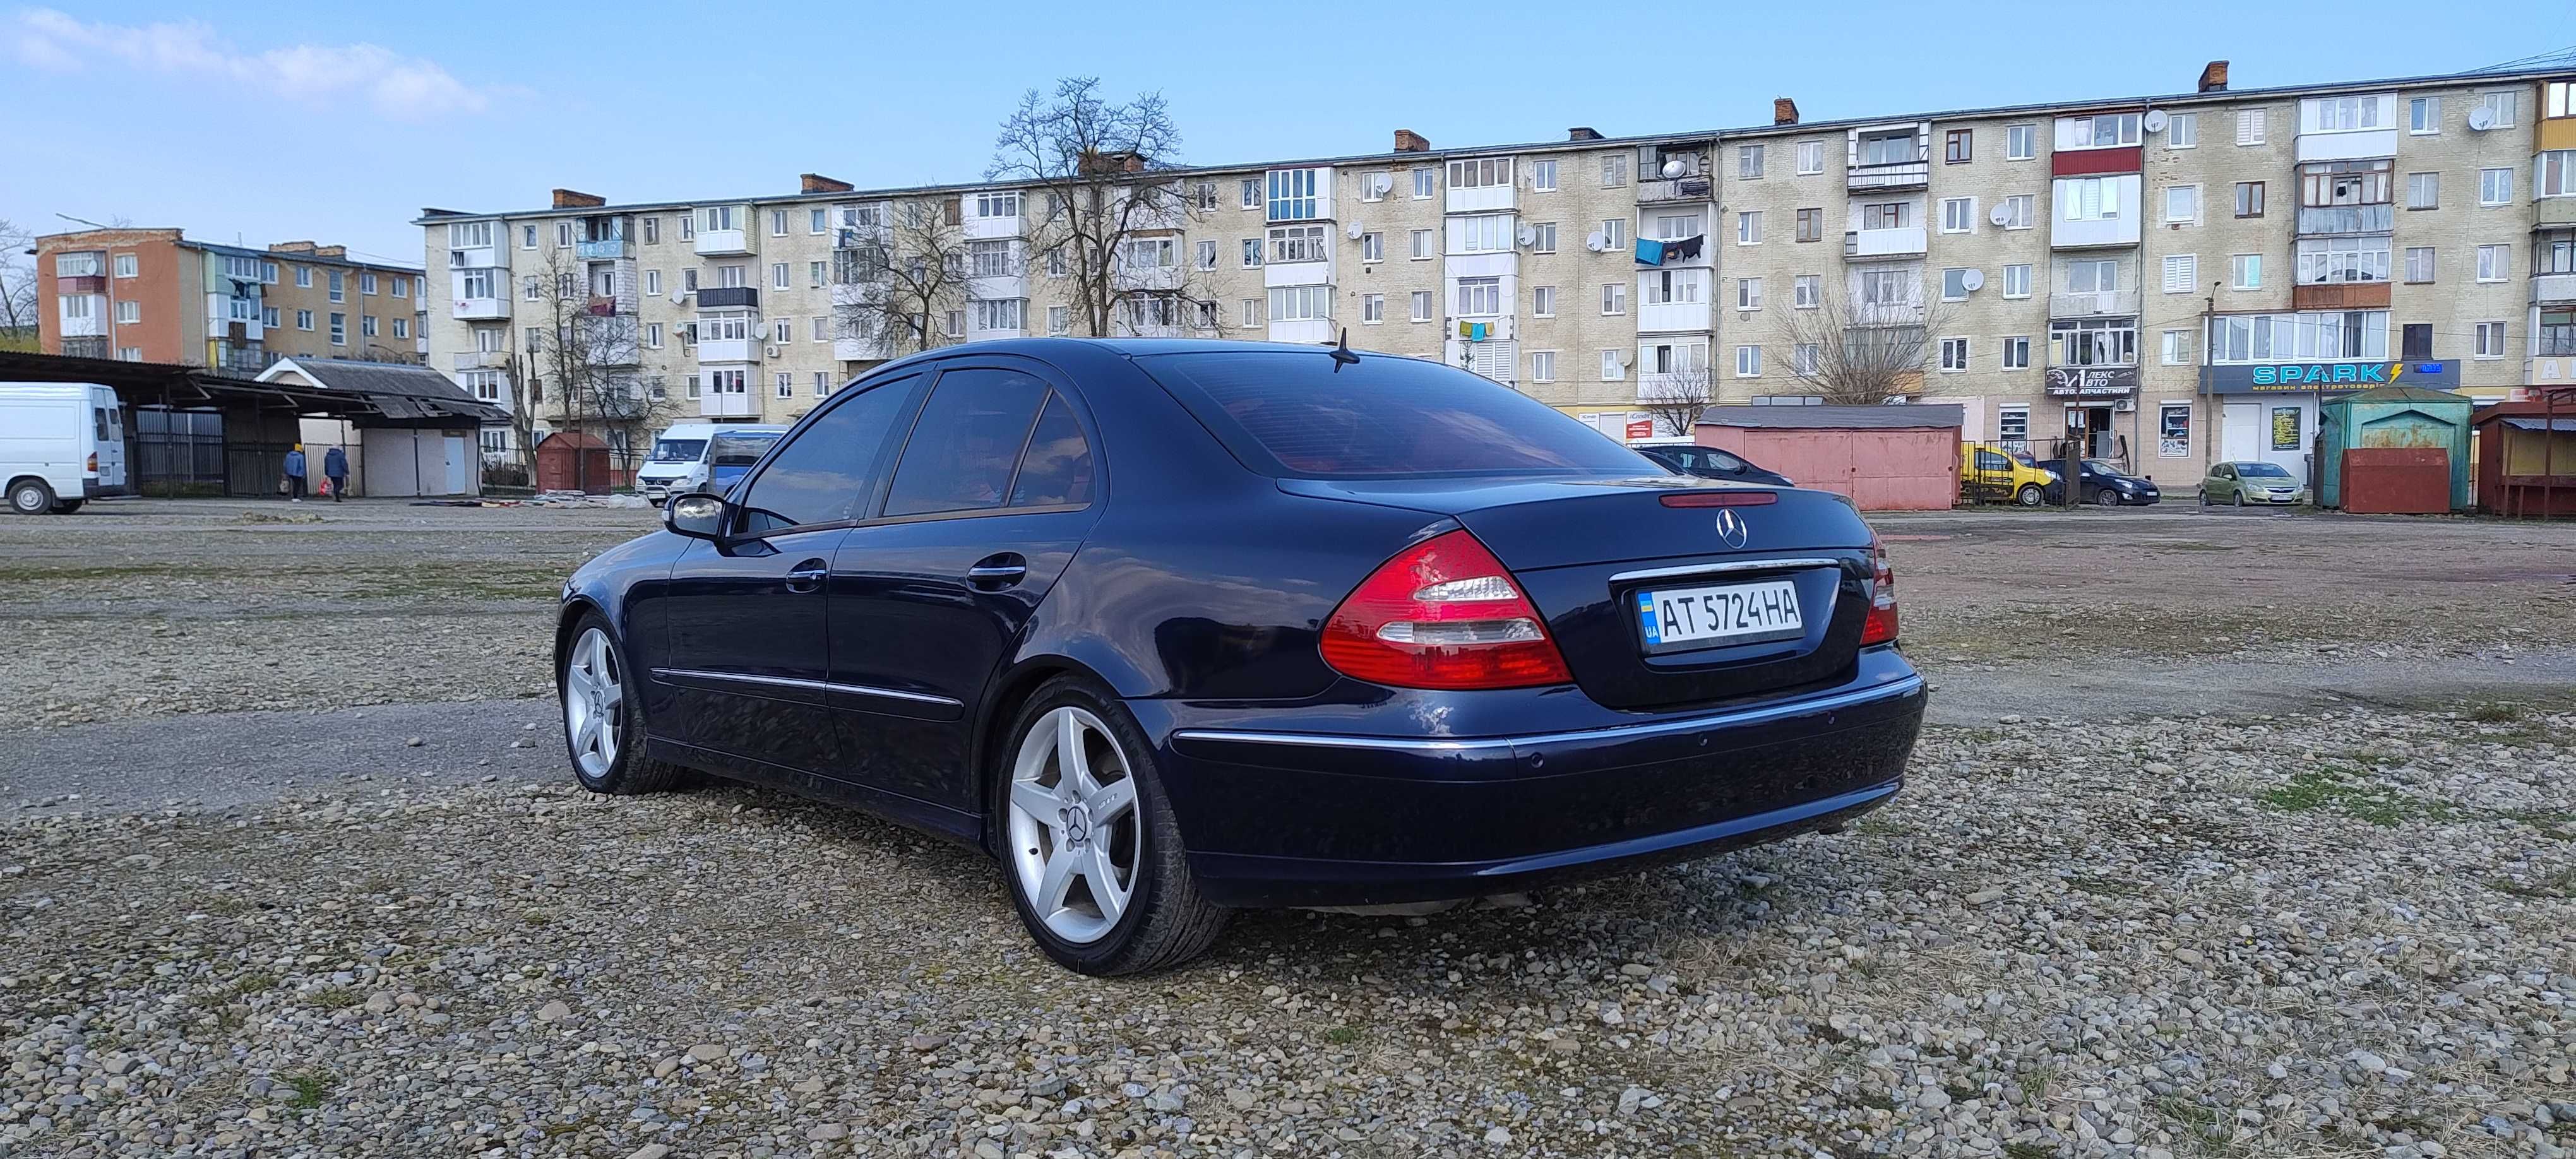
[{"xmin": 556, "ymin": 339, "xmax": 1924, "ymax": 974}]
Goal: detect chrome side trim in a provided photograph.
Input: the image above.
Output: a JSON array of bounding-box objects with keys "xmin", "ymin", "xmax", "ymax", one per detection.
[
  {"xmin": 1607, "ymin": 557, "xmax": 1845, "ymax": 585},
  {"xmin": 652, "ymin": 667, "xmax": 963, "ymax": 708},
  {"xmin": 1171, "ymin": 675, "xmax": 1924, "ymax": 754}
]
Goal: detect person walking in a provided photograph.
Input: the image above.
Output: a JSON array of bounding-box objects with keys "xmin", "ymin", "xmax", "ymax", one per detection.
[
  {"xmin": 282, "ymin": 444, "xmax": 307, "ymax": 502},
  {"xmin": 323, "ymin": 444, "xmax": 349, "ymax": 502}
]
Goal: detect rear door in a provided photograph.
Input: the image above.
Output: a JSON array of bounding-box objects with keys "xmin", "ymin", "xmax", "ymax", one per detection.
[
  {"xmin": 90, "ymin": 388, "xmax": 126, "ymax": 490},
  {"xmin": 826, "ymin": 360, "xmax": 1103, "ymax": 812}
]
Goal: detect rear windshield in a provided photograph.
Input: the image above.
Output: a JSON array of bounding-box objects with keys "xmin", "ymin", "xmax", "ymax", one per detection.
[
  {"xmin": 708, "ymin": 433, "xmax": 779, "ymax": 467},
  {"xmin": 650, "ymin": 438, "xmax": 707, "ymax": 463},
  {"xmin": 1138, "ymin": 350, "xmax": 1648, "ymax": 479}
]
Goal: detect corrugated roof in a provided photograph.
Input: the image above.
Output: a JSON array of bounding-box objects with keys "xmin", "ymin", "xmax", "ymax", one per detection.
[
  {"xmin": 1697, "ymin": 404, "xmax": 1965, "ymax": 430},
  {"xmin": 2498, "ymin": 417, "xmax": 2576, "ymax": 432},
  {"xmin": 259, "ymin": 357, "xmax": 505, "ymax": 422}
]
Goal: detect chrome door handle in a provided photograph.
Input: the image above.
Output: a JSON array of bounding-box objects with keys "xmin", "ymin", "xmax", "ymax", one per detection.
[
  {"xmin": 965, "ymin": 564, "xmax": 1027, "ymax": 583},
  {"xmin": 784, "ymin": 561, "xmax": 828, "ymax": 593}
]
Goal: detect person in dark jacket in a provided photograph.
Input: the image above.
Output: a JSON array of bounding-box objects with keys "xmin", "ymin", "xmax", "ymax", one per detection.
[
  {"xmin": 282, "ymin": 444, "xmax": 307, "ymax": 502},
  {"xmin": 323, "ymin": 445, "xmax": 349, "ymax": 502}
]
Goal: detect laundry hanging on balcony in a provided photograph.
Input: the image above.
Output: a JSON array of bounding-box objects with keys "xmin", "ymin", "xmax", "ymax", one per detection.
[
  {"xmin": 1633, "ymin": 238, "xmax": 1666, "ymax": 266},
  {"xmin": 1667, "ymin": 234, "xmax": 1704, "ymax": 261},
  {"xmin": 1455, "ymin": 321, "xmax": 1491, "ymax": 342}
]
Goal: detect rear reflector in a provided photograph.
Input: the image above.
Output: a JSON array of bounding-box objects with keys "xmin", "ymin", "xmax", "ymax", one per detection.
[
  {"xmin": 1860, "ymin": 533, "xmax": 1900, "ymax": 646},
  {"xmin": 1659, "ymin": 490, "xmax": 1779, "ymax": 508},
  {"xmin": 1320, "ymin": 528, "xmax": 1573, "ymax": 690}
]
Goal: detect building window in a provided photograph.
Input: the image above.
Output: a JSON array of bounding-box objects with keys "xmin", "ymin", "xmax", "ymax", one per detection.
[
  {"xmin": 1195, "ymin": 239, "xmax": 1218, "ymax": 270},
  {"xmin": 1531, "ymin": 350, "xmax": 1556, "ymax": 382},
  {"xmin": 1998, "ymin": 407, "xmax": 2029, "ymax": 441},
  {"xmin": 1940, "ymin": 198, "xmax": 1975, "ymax": 233},
  {"xmin": 2231, "ymin": 254, "xmax": 2262, "ymax": 290},
  {"xmin": 1361, "ymin": 294, "xmax": 1384, "ymax": 324},
  {"xmin": 1409, "ymin": 229, "xmax": 1433, "ymax": 259},
  {"xmin": 809, "ymin": 261, "xmax": 826, "ymax": 287},
  {"xmin": 110, "ymin": 253, "xmax": 137, "ymax": 278},
  {"xmin": 2480, "ymin": 168, "xmax": 2513, "ymax": 206},
  {"xmin": 1449, "ymin": 215, "xmax": 1513, "ymax": 254},
  {"xmin": 2410, "ymin": 96, "xmax": 2440, "ymax": 134},
  {"xmin": 1599, "ymin": 155, "xmax": 1626, "ymax": 187},
  {"xmin": 1409, "ymin": 291, "xmax": 1433, "ymax": 322},
  {"xmin": 1733, "ymin": 345, "xmax": 1762, "ymax": 377},
  {"xmin": 2236, "ymin": 108, "xmax": 2267, "ymax": 145},
  {"xmin": 2065, "ymin": 112, "xmax": 2141, "ymax": 148},
  {"xmin": 1601, "ymin": 218, "xmax": 1626, "ymax": 247},
  {"xmin": 1527, "ymin": 222, "xmax": 1556, "ymax": 253},
  {"xmin": 295, "ymin": 266, "xmax": 312, "ymax": 288},
  {"xmin": 1939, "ymin": 268, "xmax": 1971, "ymax": 300},
  {"xmin": 114, "ymin": 299, "xmax": 138, "ymax": 324},
  {"xmin": 2162, "ymin": 253, "xmax": 2197, "ymax": 294},
  {"xmin": 1601, "ymin": 283, "xmax": 1626, "ymax": 315},
  {"xmin": 1862, "ymin": 202, "xmax": 1910, "ymax": 230},
  {"xmin": 2006, "ymin": 125, "xmax": 2036, "ymax": 160},
  {"xmin": 2404, "ymin": 246, "xmax": 2436, "ymax": 283},
  {"xmin": 1938, "ymin": 336, "xmax": 1969, "ymax": 371},
  {"xmin": 357, "ymin": 273, "xmax": 375, "ymax": 295},
  {"xmin": 1738, "ymin": 144, "xmax": 1765, "ymax": 179},
  {"xmin": 2164, "ymin": 185, "xmax": 2198, "ymax": 223},
  {"xmin": 641, "ymin": 217, "xmax": 660, "ymax": 245},
  {"xmin": 328, "ymin": 312, "xmax": 346, "ymax": 345},
  {"xmin": 972, "ymin": 299, "xmax": 1025, "ymax": 331},
  {"xmin": 1796, "ymin": 141, "xmax": 1825, "ymax": 174},
  {"xmin": 2475, "ymin": 321, "xmax": 2507, "ymax": 358},
  {"xmin": 2476, "ymin": 244, "xmax": 2507, "ymax": 282},
  {"xmin": 1602, "ymin": 350, "xmax": 1625, "ymax": 381},
  {"xmin": 2001, "ymin": 336, "xmax": 2030, "ymax": 369},
  {"xmin": 2407, "ymin": 171, "xmax": 2439, "ymax": 210},
  {"xmin": 393, "ymin": 318, "xmax": 410, "ymax": 340},
  {"xmin": 1359, "ymin": 170, "xmax": 1388, "ymax": 203},
  {"xmin": 1793, "ymin": 274, "xmax": 1821, "ymax": 308},
  {"xmin": 327, "ymin": 271, "xmax": 344, "ymax": 302},
  {"xmin": 772, "ymin": 317, "xmax": 795, "ymax": 343},
  {"xmin": 1359, "ymin": 232, "xmax": 1383, "ymax": 263},
  {"xmin": 2554, "ymin": 81, "xmax": 2576, "ymax": 119},
  {"xmin": 2000, "ymin": 194, "xmax": 2034, "ymax": 229},
  {"xmin": 2296, "ymin": 235, "xmax": 2390, "ymax": 284},
  {"xmin": 2231, "ymin": 181, "xmax": 2265, "ymax": 219},
  {"xmin": 1733, "ymin": 276, "xmax": 1762, "ymax": 309},
  {"xmin": 1795, "ymin": 208, "xmax": 1823, "ymax": 242},
  {"xmin": 448, "ymin": 220, "xmax": 496, "ymax": 249},
  {"xmin": 770, "ymin": 263, "xmax": 789, "ymax": 289},
  {"xmin": 2001, "ymin": 263, "xmax": 2031, "ymax": 298},
  {"xmin": 810, "ymin": 316, "xmax": 828, "ymax": 342},
  {"xmin": 1237, "ymin": 179, "xmax": 1260, "ymax": 210},
  {"xmin": 2207, "ymin": 311, "xmax": 2390, "ymax": 362},
  {"xmin": 1047, "ymin": 306, "xmax": 1070, "ymax": 335},
  {"xmin": 2543, "ymin": 150, "xmax": 2576, "ymax": 198},
  {"xmin": 1237, "ymin": 297, "xmax": 1263, "ymax": 329},
  {"xmin": 1267, "ymin": 169, "xmax": 1322, "ymax": 220},
  {"xmin": 1736, "ymin": 211, "xmax": 1762, "ymax": 244},
  {"xmin": 1532, "ymin": 285, "xmax": 1556, "ymax": 316},
  {"xmin": 1455, "ymin": 277, "xmax": 1501, "ymax": 316},
  {"xmin": 296, "ymin": 310, "xmax": 313, "ymax": 330},
  {"xmin": 645, "ymin": 322, "xmax": 664, "ymax": 348},
  {"xmin": 2161, "ymin": 330, "xmax": 2193, "ymax": 365},
  {"xmin": 2053, "ymin": 317, "xmax": 2137, "ymax": 366},
  {"xmin": 2478, "ymin": 90, "xmax": 2518, "ymax": 128},
  {"xmin": 1270, "ymin": 285, "xmax": 1333, "ymax": 323},
  {"xmin": 2169, "ymin": 112, "xmax": 2197, "ymax": 148},
  {"xmin": 261, "ymin": 306, "xmax": 279, "ymax": 328},
  {"xmin": 1945, "ymin": 129, "xmax": 1971, "ymax": 163},
  {"xmin": 1240, "ymin": 239, "xmax": 1263, "ymax": 268}
]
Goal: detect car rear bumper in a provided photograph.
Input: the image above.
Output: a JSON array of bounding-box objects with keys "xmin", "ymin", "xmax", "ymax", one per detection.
[{"xmin": 1142, "ymin": 653, "xmax": 1924, "ymax": 908}]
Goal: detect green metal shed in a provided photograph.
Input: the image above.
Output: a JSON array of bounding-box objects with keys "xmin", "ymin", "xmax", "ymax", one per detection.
[{"xmin": 2317, "ymin": 385, "xmax": 2476, "ymax": 511}]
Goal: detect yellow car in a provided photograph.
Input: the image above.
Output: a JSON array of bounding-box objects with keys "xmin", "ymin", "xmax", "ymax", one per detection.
[{"xmin": 1960, "ymin": 443, "xmax": 2062, "ymax": 507}]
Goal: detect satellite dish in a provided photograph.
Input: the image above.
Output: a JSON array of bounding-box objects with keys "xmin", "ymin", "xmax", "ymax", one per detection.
[
  {"xmin": 1517, "ymin": 225, "xmax": 1537, "ymax": 246},
  {"xmin": 1370, "ymin": 174, "xmax": 1393, "ymax": 194},
  {"xmin": 1960, "ymin": 268, "xmax": 1985, "ymax": 291},
  {"xmin": 1661, "ymin": 158, "xmax": 1686, "ymax": 179},
  {"xmin": 669, "ymin": 290, "xmax": 688, "ymax": 305},
  {"xmin": 1345, "ymin": 220, "xmax": 1364, "ymax": 241},
  {"xmin": 1989, "ymin": 206, "xmax": 2012, "ymax": 226},
  {"xmin": 1585, "ymin": 231, "xmax": 1607, "ymax": 252},
  {"xmin": 2467, "ymin": 106, "xmax": 2495, "ymax": 131},
  {"xmin": 2142, "ymin": 109, "xmax": 2170, "ymax": 132}
]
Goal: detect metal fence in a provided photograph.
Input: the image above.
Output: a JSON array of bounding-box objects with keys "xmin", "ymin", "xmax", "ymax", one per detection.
[{"xmin": 131, "ymin": 407, "xmax": 229, "ymax": 497}]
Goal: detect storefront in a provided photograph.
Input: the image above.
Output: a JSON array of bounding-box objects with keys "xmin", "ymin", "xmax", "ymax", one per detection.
[
  {"xmin": 2044, "ymin": 367, "xmax": 2139, "ymax": 465},
  {"xmin": 2203, "ymin": 359, "xmax": 2459, "ymax": 482}
]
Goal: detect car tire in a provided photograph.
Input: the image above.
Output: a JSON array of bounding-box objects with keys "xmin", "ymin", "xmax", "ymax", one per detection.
[
  {"xmin": 52, "ymin": 499, "xmax": 84, "ymax": 514},
  {"xmin": 2094, "ymin": 489, "xmax": 2119, "ymax": 507},
  {"xmin": 8, "ymin": 478, "xmax": 55, "ymax": 516},
  {"xmin": 2015, "ymin": 484, "xmax": 2044, "ymax": 508},
  {"xmin": 2232, "ymin": 491, "xmax": 2245, "ymax": 508},
  {"xmin": 992, "ymin": 675, "xmax": 1228, "ymax": 976},
  {"xmin": 558, "ymin": 611, "xmax": 693, "ymax": 795}
]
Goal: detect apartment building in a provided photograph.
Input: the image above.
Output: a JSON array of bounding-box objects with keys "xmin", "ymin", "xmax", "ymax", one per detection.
[
  {"xmin": 34, "ymin": 228, "xmax": 424, "ymax": 374},
  {"xmin": 416, "ymin": 56, "xmax": 2575, "ymax": 478}
]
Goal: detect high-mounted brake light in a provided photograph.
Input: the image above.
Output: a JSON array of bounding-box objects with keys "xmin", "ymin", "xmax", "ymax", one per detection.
[
  {"xmin": 1320, "ymin": 529, "xmax": 1573, "ymax": 690},
  {"xmin": 1859, "ymin": 533, "xmax": 1900, "ymax": 646},
  {"xmin": 1659, "ymin": 490, "xmax": 1778, "ymax": 508}
]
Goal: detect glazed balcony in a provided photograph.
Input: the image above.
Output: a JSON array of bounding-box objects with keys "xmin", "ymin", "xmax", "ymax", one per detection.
[{"xmin": 1846, "ymin": 160, "xmax": 1929, "ymax": 193}]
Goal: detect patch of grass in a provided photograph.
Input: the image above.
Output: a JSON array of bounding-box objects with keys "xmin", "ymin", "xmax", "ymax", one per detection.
[
  {"xmin": 281, "ymin": 1071, "xmax": 336, "ymax": 1110},
  {"xmin": 2467, "ymin": 703, "xmax": 2527, "ymax": 723},
  {"xmin": 306, "ymin": 986, "xmax": 360, "ymax": 1009},
  {"xmin": 1322, "ymin": 1025, "xmax": 1361, "ymax": 1045},
  {"xmin": 217, "ymin": 971, "xmax": 278, "ymax": 1001},
  {"xmin": 2486, "ymin": 868, "xmax": 2576, "ymax": 899},
  {"xmin": 1849, "ymin": 1090, "xmax": 1896, "ymax": 1112},
  {"xmin": 2068, "ymin": 876, "xmax": 2145, "ymax": 899},
  {"xmin": 1943, "ymin": 1082, "xmax": 1979, "ymax": 1103},
  {"xmin": 2157, "ymin": 1095, "xmax": 2227, "ymax": 1134},
  {"xmin": 2258, "ymin": 766, "xmax": 2459, "ymax": 828}
]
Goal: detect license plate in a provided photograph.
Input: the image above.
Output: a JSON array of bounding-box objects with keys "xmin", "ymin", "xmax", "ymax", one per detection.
[{"xmin": 1636, "ymin": 579, "xmax": 1804, "ymax": 652}]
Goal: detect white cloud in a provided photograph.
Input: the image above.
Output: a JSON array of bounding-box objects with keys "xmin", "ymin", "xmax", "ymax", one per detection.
[{"xmin": 9, "ymin": 8, "xmax": 493, "ymax": 119}]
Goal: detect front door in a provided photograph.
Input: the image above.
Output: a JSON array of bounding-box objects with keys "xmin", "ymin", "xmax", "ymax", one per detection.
[
  {"xmin": 828, "ymin": 362, "xmax": 1102, "ymax": 813},
  {"xmin": 2221, "ymin": 403, "xmax": 2262, "ymax": 461},
  {"xmin": 659, "ymin": 526, "xmax": 847, "ymax": 775},
  {"xmin": 444, "ymin": 435, "xmax": 470, "ymax": 494}
]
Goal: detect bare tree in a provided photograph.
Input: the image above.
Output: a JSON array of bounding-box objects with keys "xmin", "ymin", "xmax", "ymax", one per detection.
[
  {"xmin": 831, "ymin": 198, "xmax": 974, "ymax": 360},
  {"xmin": 1780, "ymin": 283, "xmax": 1957, "ymax": 405},
  {"xmin": 522, "ymin": 247, "xmax": 644, "ymax": 491},
  {"xmin": 988, "ymin": 76, "xmax": 1211, "ymax": 338},
  {"xmin": 0, "ymin": 218, "xmax": 37, "ymax": 348},
  {"xmin": 498, "ymin": 352, "xmax": 540, "ymax": 478},
  {"xmin": 1639, "ymin": 366, "xmax": 1716, "ymax": 436}
]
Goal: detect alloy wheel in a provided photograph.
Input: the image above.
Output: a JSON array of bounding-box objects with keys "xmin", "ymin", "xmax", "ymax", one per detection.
[
  {"xmin": 563, "ymin": 627, "xmax": 624, "ymax": 778},
  {"xmin": 1005, "ymin": 706, "xmax": 1140, "ymax": 944}
]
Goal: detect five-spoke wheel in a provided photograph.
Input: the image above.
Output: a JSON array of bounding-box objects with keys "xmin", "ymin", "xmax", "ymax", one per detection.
[
  {"xmin": 563, "ymin": 626, "xmax": 624, "ymax": 779},
  {"xmin": 1005, "ymin": 706, "xmax": 1139, "ymax": 945}
]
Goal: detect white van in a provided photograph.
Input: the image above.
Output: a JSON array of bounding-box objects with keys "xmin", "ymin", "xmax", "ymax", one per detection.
[
  {"xmin": 1, "ymin": 383, "xmax": 128, "ymax": 514},
  {"xmin": 634, "ymin": 422, "xmax": 789, "ymax": 503}
]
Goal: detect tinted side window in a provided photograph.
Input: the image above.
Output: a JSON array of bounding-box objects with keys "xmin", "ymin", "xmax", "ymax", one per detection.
[
  {"xmin": 737, "ymin": 375, "xmax": 920, "ymax": 533},
  {"xmin": 1706, "ymin": 449, "xmax": 1750, "ymax": 473},
  {"xmin": 1008, "ymin": 393, "xmax": 1094, "ymax": 508},
  {"xmin": 1974, "ymin": 451, "xmax": 2006, "ymax": 470},
  {"xmin": 884, "ymin": 368, "xmax": 1047, "ymax": 517}
]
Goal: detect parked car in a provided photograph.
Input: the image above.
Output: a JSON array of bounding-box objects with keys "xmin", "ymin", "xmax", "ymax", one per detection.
[
  {"xmin": 1633, "ymin": 443, "xmax": 1794, "ymax": 487},
  {"xmin": 2201, "ymin": 461, "xmax": 2308, "ymax": 506},
  {"xmin": 556, "ymin": 339, "xmax": 1924, "ymax": 975},
  {"xmin": 2071, "ymin": 460, "xmax": 2162, "ymax": 506},
  {"xmin": 1, "ymin": 382, "xmax": 128, "ymax": 515},
  {"xmin": 1960, "ymin": 443, "xmax": 2061, "ymax": 506},
  {"xmin": 635, "ymin": 422, "xmax": 790, "ymax": 504}
]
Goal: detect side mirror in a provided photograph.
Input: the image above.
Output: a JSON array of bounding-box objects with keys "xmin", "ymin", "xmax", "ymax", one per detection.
[{"xmin": 664, "ymin": 492, "xmax": 729, "ymax": 540}]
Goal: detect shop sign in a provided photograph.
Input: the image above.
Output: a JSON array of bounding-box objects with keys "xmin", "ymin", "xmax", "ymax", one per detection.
[
  {"xmin": 2044, "ymin": 366, "xmax": 2138, "ymax": 397},
  {"xmin": 2207, "ymin": 359, "xmax": 2458, "ymax": 393}
]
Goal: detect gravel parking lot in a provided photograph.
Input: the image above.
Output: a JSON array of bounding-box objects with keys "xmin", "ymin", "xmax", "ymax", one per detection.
[{"xmin": 5, "ymin": 499, "xmax": 2575, "ymax": 1158}]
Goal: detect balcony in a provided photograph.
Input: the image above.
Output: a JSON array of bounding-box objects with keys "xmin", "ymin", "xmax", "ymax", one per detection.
[
  {"xmin": 1638, "ymin": 299, "xmax": 1712, "ymax": 334},
  {"xmin": 696, "ymin": 285, "xmax": 759, "ymax": 309},
  {"xmin": 2048, "ymin": 290, "xmax": 2141, "ymax": 318},
  {"xmin": 2534, "ymin": 273, "xmax": 2576, "ymax": 304},
  {"xmin": 2296, "ymin": 204, "xmax": 2395, "ymax": 237},
  {"xmin": 699, "ymin": 390, "xmax": 758, "ymax": 419},
  {"xmin": 1844, "ymin": 227, "xmax": 1928, "ymax": 260},
  {"xmin": 2292, "ymin": 281, "xmax": 2392, "ymax": 311},
  {"xmin": 696, "ymin": 337, "xmax": 756, "ymax": 364},
  {"xmin": 693, "ymin": 228, "xmax": 750, "ymax": 256},
  {"xmin": 452, "ymin": 350, "xmax": 511, "ymax": 371},
  {"xmin": 2293, "ymin": 128, "xmax": 2399, "ymax": 164},
  {"xmin": 58, "ymin": 275, "xmax": 106, "ymax": 294},
  {"xmin": 2050, "ymin": 216, "xmax": 2140, "ymax": 250},
  {"xmin": 1636, "ymin": 175, "xmax": 1714, "ymax": 203},
  {"xmin": 1846, "ymin": 160, "xmax": 1929, "ymax": 193},
  {"xmin": 575, "ymin": 237, "xmax": 631, "ymax": 261},
  {"xmin": 58, "ymin": 302, "xmax": 105, "ymax": 337},
  {"xmin": 584, "ymin": 295, "xmax": 622, "ymax": 317},
  {"xmin": 451, "ymin": 296, "xmax": 507, "ymax": 321},
  {"xmin": 2539, "ymin": 199, "xmax": 2576, "ymax": 230}
]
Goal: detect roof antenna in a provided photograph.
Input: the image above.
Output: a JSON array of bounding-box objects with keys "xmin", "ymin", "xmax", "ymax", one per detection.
[{"xmin": 1327, "ymin": 326, "xmax": 1358, "ymax": 371}]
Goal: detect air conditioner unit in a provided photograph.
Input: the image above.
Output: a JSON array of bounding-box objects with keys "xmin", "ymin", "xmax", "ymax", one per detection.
[
  {"xmin": 763, "ymin": 344, "xmax": 782, "ymax": 359},
  {"xmin": 2114, "ymin": 398, "xmax": 2138, "ymax": 413}
]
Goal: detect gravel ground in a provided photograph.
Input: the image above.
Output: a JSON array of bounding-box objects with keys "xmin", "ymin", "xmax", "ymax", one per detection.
[{"xmin": 6, "ymin": 705, "xmax": 2572, "ymax": 1158}]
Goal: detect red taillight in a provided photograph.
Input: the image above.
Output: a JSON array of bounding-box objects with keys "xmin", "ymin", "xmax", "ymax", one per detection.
[
  {"xmin": 1860, "ymin": 534, "xmax": 1900, "ymax": 646},
  {"xmin": 1320, "ymin": 528, "xmax": 1573, "ymax": 690},
  {"xmin": 85, "ymin": 452, "xmax": 97, "ymax": 473}
]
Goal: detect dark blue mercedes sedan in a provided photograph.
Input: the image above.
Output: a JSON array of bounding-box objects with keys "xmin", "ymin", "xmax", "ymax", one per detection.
[{"xmin": 556, "ymin": 338, "xmax": 1924, "ymax": 975}]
